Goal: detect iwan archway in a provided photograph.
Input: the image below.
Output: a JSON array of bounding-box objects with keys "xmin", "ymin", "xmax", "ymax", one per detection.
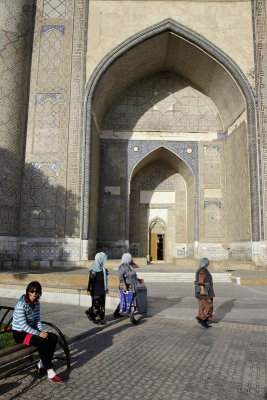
[{"xmin": 81, "ymin": 19, "xmax": 260, "ymax": 262}]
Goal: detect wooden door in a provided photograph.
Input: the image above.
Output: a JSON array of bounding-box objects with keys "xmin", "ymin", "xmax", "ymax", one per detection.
[{"xmin": 150, "ymin": 233, "xmax": 158, "ymax": 261}]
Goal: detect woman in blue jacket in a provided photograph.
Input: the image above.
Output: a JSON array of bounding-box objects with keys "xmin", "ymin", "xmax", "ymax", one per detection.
[{"xmin": 12, "ymin": 281, "xmax": 62, "ymax": 382}]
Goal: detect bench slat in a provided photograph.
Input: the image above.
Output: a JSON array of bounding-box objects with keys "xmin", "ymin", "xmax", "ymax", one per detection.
[
  {"xmin": 0, "ymin": 344, "xmax": 29, "ymax": 358},
  {"xmin": 0, "ymin": 346, "xmax": 37, "ymax": 367}
]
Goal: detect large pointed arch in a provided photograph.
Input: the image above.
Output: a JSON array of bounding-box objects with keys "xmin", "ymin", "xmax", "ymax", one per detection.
[{"xmin": 81, "ymin": 18, "xmax": 260, "ymax": 252}]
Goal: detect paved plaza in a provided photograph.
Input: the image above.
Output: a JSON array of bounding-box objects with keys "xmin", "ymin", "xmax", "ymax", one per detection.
[{"xmin": 0, "ymin": 283, "xmax": 267, "ymax": 399}]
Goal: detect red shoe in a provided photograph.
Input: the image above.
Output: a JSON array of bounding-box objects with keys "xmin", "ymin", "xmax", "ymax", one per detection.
[{"xmin": 50, "ymin": 375, "xmax": 63, "ymax": 382}]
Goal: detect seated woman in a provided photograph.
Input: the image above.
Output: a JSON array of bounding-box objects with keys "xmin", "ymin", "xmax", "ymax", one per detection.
[
  {"xmin": 12, "ymin": 281, "xmax": 62, "ymax": 382},
  {"xmin": 85, "ymin": 252, "xmax": 108, "ymax": 325}
]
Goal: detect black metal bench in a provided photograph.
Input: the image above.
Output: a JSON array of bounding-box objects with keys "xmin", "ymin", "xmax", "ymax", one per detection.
[{"xmin": 0, "ymin": 306, "xmax": 70, "ymax": 376}]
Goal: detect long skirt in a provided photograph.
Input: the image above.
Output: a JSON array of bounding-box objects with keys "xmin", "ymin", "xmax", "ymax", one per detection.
[
  {"xmin": 197, "ymin": 298, "xmax": 213, "ymax": 321},
  {"xmin": 88, "ymin": 295, "xmax": 105, "ymax": 321}
]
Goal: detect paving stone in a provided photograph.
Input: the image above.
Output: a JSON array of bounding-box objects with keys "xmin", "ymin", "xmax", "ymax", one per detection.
[{"xmin": 1, "ymin": 316, "xmax": 266, "ymax": 399}]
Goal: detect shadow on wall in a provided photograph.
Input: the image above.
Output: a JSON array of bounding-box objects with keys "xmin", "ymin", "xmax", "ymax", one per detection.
[
  {"xmin": 0, "ymin": 147, "xmax": 80, "ymax": 262},
  {"xmin": 102, "ymin": 71, "xmax": 222, "ymax": 133}
]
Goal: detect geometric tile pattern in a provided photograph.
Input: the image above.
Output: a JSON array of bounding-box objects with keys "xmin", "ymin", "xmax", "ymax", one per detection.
[
  {"xmin": 38, "ymin": 28, "xmax": 64, "ymax": 88},
  {"xmin": 0, "ymin": 207, "xmax": 18, "ymax": 236},
  {"xmin": 19, "ymin": 0, "xmax": 86, "ymax": 248},
  {"xmin": 203, "ymin": 146, "xmax": 221, "ymax": 185},
  {"xmin": 30, "ymin": 163, "xmax": 58, "ymax": 232},
  {"xmin": 103, "ymin": 72, "xmax": 223, "ymax": 133},
  {"xmin": 253, "ymin": 0, "xmax": 267, "ymax": 239},
  {"xmin": 43, "ymin": 0, "xmax": 66, "ymax": 18},
  {"xmin": 204, "ymin": 203, "xmax": 224, "ymax": 239},
  {"xmin": 33, "ymin": 95, "xmax": 61, "ymax": 153},
  {"xmin": 0, "ymin": 0, "xmax": 35, "ymax": 236},
  {"xmin": 225, "ymin": 125, "xmax": 251, "ymax": 242},
  {"xmin": 199, "ymin": 143, "xmax": 225, "ymax": 243}
]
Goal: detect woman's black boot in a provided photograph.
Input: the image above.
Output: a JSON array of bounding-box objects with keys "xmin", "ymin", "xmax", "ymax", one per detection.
[
  {"xmin": 113, "ymin": 305, "xmax": 124, "ymax": 319},
  {"xmin": 130, "ymin": 315, "xmax": 139, "ymax": 325}
]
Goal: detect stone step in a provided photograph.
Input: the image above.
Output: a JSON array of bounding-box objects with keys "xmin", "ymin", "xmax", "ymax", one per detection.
[
  {"xmin": 0, "ymin": 282, "xmax": 120, "ymax": 308},
  {"xmin": 0, "ymin": 272, "xmax": 118, "ymax": 288},
  {"xmin": 137, "ymin": 272, "xmax": 232, "ymax": 282},
  {"xmin": 83, "ymin": 258, "xmax": 148, "ymax": 268}
]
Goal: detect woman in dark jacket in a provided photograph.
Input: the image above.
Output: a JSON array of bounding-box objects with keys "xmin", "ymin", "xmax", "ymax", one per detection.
[
  {"xmin": 195, "ymin": 258, "xmax": 215, "ymax": 328},
  {"xmin": 85, "ymin": 252, "xmax": 108, "ymax": 325}
]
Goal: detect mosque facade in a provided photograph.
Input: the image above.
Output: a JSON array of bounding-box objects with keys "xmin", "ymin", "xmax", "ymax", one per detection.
[{"xmin": 1, "ymin": 0, "xmax": 267, "ymax": 265}]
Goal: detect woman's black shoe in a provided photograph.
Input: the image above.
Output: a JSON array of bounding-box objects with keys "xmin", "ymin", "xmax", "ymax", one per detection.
[
  {"xmin": 196, "ymin": 316, "xmax": 208, "ymax": 328},
  {"xmin": 114, "ymin": 311, "xmax": 124, "ymax": 319},
  {"xmin": 93, "ymin": 320, "xmax": 106, "ymax": 325},
  {"xmin": 85, "ymin": 310, "xmax": 93, "ymax": 321},
  {"xmin": 130, "ymin": 316, "xmax": 139, "ymax": 325}
]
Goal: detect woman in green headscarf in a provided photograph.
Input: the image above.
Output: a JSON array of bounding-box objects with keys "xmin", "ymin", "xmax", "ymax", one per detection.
[
  {"xmin": 195, "ymin": 258, "xmax": 215, "ymax": 328},
  {"xmin": 85, "ymin": 252, "xmax": 108, "ymax": 325}
]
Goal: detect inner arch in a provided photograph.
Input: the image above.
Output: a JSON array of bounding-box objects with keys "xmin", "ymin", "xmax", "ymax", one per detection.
[{"xmin": 129, "ymin": 147, "xmax": 195, "ymax": 260}]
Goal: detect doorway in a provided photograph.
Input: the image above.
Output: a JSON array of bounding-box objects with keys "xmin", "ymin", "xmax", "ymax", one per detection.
[
  {"xmin": 149, "ymin": 219, "xmax": 165, "ymax": 261},
  {"xmin": 150, "ymin": 233, "xmax": 165, "ymax": 261}
]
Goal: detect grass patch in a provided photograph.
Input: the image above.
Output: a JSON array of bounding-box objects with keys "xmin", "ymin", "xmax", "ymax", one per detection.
[{"xmin": 0, "ymin": 326, "xmax": 15, "ymax": 350}]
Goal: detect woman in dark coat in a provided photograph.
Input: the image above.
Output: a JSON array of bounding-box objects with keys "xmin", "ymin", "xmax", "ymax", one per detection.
[
  {"xmin": 195, "ymin": 258, "xmax": 215, "ymax": 328},
  {"xmin": 116, "ymin": 253, "xmax": 143, "ymax": 324},
  {"xmin": 85, "ymin": 252, "xmax": 108, "ymax": 325}
]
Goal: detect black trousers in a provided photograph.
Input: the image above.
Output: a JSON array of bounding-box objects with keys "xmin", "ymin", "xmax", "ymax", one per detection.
[{"xmin": 13, "ymin": 330, "xmax": 58, "ymax": 369}]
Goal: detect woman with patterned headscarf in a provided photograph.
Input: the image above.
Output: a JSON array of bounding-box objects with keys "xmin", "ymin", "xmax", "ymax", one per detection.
[
  {"xmin": 115, "ymin": 252, "xmax": 144, "ymax": 324},
  {"xmin": 85, "ymin": 252, "xmax": 108, "ymax": 325},
  {"xmin": 195, "ymin": 257, "xmax": 215, "ymax": 328}
]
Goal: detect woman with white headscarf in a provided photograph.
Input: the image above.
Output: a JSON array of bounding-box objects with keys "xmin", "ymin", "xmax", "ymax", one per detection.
[
  {"xmin": 85, "ymin": 252, "xmax": 108, "ymax": 325},
  {"xmin": 115, "ymin": 253, "xmax": 143, "ymax": 324}
]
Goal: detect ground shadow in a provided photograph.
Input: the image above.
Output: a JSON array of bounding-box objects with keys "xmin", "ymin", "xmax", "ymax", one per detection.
[
  {"xmin": 0, "ymin": 362, "xmax": 47, "ymax": 399},
  {"xmin": 213, "ymin": 299, "xmax": 236, "ymax": 322},
  {"xmin": 65, "ymin": 319, "xmax": 143, "ymax": 374},
  {"xmin": 0, "ymin": 381, "xmax": 20, "ymax": 396},
  {"xmin": 147, "ymin": 296, "xmax": 184, "ymax": 316}
]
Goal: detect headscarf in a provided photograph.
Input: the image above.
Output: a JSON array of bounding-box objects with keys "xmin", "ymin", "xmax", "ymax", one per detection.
[
  {"xmin": 197, "ymin": 257, "xmax": 209, "ymax": 271},
  {"xmin": 119, "ymin": 253, "xmax": 132, "ymax": 266},
  {"xmin": 90, "ymin": 252, "xmax": 108, "ymax": 291}
]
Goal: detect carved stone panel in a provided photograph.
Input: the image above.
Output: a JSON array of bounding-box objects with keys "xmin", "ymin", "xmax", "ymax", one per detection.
[
  {"xmin": 30, "ymin": 163, "xmax": 58, "ymax": 231},
  {"xmin": 33, "ymin": 94, "xmax": 61, "ymax": 153},
  {"xmin": 38, "ymin": 27, "xmax": 64, "ymax": 88},
  {"xmin": 204, "ymin": 203, "xmax": 224, "ymax": 239},
  {"xmin": 203, "ymin": 146, "xmax": 221, "ymax": 185}
]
